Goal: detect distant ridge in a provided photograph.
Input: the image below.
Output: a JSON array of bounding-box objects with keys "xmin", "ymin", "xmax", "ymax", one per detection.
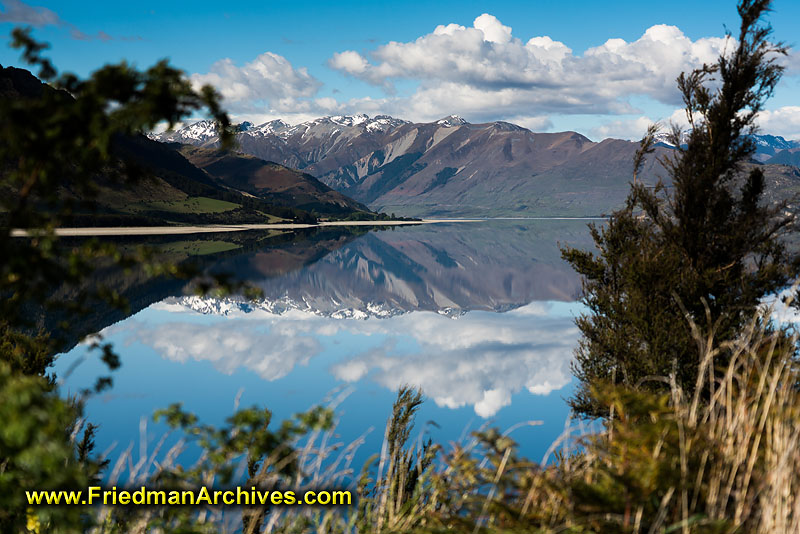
[{"xmin": 151, "ymin": 114, "xmax": 800, "ymax": 218}]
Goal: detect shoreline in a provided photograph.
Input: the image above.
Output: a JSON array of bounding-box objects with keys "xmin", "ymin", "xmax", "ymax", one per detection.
[{"xmin": 9, "ymin": 219, "xmax": 483, "ymax": 237}]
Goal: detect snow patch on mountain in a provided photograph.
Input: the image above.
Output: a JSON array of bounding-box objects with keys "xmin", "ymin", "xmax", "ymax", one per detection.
[
  {"xmin": 330, "ymin": 113, "xmax": 368, "ymax": 127},
  {"xmin": 437, "ymin": 115, "xmax": 468, "ymax": 127},
  {"xmin": 250, "ymin": 119, "xmax": 292, "ymax": 137},
  {"xmin": 653, "ymin": 130, "xmax": 689, "ymax": 148},
  {"xmin": 173, "ymin": 120, "xmax": 219, "ymax": 142},
  {"xmin": 366, "ymin": 115, "xmax": 409, "ymax": 133}
]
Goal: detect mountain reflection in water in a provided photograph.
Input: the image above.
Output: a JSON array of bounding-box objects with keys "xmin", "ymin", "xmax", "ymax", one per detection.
[
  {"xmin": 56, "ymin": 220, "xmax": 593, "ymax": 463},
  {"xmin": 209, "ymin": 221, "xmax": 585, "ymax": 316}
]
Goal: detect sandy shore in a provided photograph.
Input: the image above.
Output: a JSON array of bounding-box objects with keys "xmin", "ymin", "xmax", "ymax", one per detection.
[{"xmin": 10, "ymin": 219, "xmax": 480, "ymax": 237}]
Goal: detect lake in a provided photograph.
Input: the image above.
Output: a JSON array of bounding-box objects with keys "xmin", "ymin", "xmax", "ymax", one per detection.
[{"xmin": 53, "ymin": 219, "xmax": 595, "ymax": 479}]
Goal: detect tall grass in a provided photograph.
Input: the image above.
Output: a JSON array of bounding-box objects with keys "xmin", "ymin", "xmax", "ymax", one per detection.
[{"xmin": 80, "ymin": 306, "xmax": 800, "ymax": 534}]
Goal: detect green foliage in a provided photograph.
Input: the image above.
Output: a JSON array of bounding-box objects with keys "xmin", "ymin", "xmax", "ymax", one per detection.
[
  {"xmin": 0, "ymin": 362, "xmax": 94, "ymax": 533},
  {"xmin": 0, "ymin": 323, "xmax": 56, "ymax": 378},
  {"xmin": 0, "ymin": 27, "xmax": 234, "ymax": 375},
  {"xmin": 97, "ymin": 404, "xmax": 336, "ymax": 534},
  {"xmin": 426, "ymin": 315, "xmax": 800, "ymax": 534},
  {"xmin": 153, "ymin": 403, "xmax": 334, "ymax": 486},
  {"xmin": 137, "ymin": 196, "xmax": 241, "ymax": 215},
  {"xmin": 561, "ymin": 0, "xmax": 799, "ymax": 416}
]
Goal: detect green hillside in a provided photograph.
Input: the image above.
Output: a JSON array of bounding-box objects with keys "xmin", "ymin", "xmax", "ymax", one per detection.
[{"xmin": 0, "ymin": 64, "xmax": 376, "ymax": 227}]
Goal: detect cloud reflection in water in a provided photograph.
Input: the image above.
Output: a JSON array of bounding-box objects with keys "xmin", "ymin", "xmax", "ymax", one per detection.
[{"xmin": 127, "ymin": 300, "xmax": 579, "ymax": 417}]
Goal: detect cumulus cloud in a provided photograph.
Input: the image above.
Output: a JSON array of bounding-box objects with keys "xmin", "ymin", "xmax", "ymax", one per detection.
[
  {"xmin": 590, "ymin": 105, "xmax": 800, "ymax": 141},
  {"xmin": 133, "ymin": 314, "xmax": 322, "ymax": 381},
  {"xmin": 756, "ymin": 106, "xmax": 800, "ymax": 140},
  {"xmin": 187, "ymin": 12, "xmax": 798, "ymax": 131},
  {"xmin": 501, "ymin": 115, "xmax": 553, "ymax": 132},
  {"xmin": 473, "ymin": 14, "xmax": 512, "ymax": 44},
  {"xmin": 329, "ymin": 50, "xmax": 371, "ymax": 77},
  {"xmin": 191, "ymin": 53, "xmax": 323, "ymax": 114},
  {"xmin": 327, "ymin": 14, "xmax": 740, "ymax": 121},
  {"xmin": 589, "ymin": 116, "xmax": 657, "ymax": 141},
  {"xmin": 589, "ymin": 108, "xmax": 690, "ymax": 141}
]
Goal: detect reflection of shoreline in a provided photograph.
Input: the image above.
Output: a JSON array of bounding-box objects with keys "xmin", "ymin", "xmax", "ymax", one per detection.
[
  {"xmin": 40, "ymin": 227, "xmax": 365, "ymax": 355},
  {"xmin": 129, "ymin": 299, "xmax": 580, "ymax": 417},
  {"xmin": 11, "ymin": 219, "xmax": 480, "ymax": 237}
]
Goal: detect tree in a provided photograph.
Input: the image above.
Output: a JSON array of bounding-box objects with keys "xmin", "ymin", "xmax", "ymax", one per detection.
[
  {"xmin": 0, "ymin": 28, "xmax": 233, "ymax": 374},
  {"xmin": 561, "ymin": 0, "xmax": 798, "ymax": 417},
  {"xmin": 0, "ymin": 27, "xmax": 233, "ymax": 532}
]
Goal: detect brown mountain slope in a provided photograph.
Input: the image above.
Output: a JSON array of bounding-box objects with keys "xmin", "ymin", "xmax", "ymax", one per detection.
[
  {"xmin": 343, "ymin": 126, "xmax": 668, "ymax": 216},
  {"xmin": 154, "ymin": 115, "xmax": 800, "ymax": 218},
  {"xmin": 178, "ymin": 146, "xmax": 370, "ymax": 216}
]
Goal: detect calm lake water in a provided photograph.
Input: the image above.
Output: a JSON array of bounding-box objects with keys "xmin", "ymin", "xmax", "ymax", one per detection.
[{"xmin": 54, "ymin": 220, "xmax": 594, "ymax": 476}]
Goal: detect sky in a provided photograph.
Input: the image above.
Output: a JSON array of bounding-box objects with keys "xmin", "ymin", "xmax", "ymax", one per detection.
[{"xmin": 0, "ymin": 0, "xmax": 799, "ymax": 140}]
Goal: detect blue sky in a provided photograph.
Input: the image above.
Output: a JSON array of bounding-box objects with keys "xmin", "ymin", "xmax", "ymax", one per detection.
[{"xmin": 1, "ymin": 0, "xmax": 799, "ymax": 139}]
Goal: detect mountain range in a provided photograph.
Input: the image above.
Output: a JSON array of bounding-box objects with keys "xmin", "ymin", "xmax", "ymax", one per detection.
[
  {"xmin": 8, "ymin": 58, "xmax": 796, "ymax": 222},
  {"xmin": 152, "ymin": 114, "xmax": 800, "ymax": 217},
  {"xmin": 0, "ymin": 65, "xmax": 374, "ymax": 227}
]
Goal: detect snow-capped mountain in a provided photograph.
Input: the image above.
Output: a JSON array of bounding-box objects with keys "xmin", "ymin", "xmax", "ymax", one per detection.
[
  {"xmin": 249, "ymin": 119, "xmax": 292, "ymax": 137},
  {"xmin": 751, "ymin": 134, "xmax": 800, "ymax": 161},
  {"xmin": 653, "ymin": 130, "xmax": 799, "ymax": 162},
  {"xmin": 150, "ymin": 114, "xmax": 413, "ymax": 170},
  {"xmin": 158, "ymin": 119, "xmax": 219, "ymax": 144},
  {"xmin": 150, "ymin": 114, "xmax": 800, "ymax": 218},
  {"xmin": 365, "ymin": 115, "xmax": 408, "ymax": 133},
  {"xmin": 155, "ymin": 218, "xmax": 587, "ymax": 320},
  {"xmin": 153, "ymin": 114, "xmax": 409, "ymax": 143},
  {"xmin": 437, "ymin": 114, "xmax": 469, "ymax": 127},
  {"xmin": 275, "ymin": 114, "xmax": 410, "ymax": 138},
  {"xmin": 653, "ymin": 130, "xmax": 690, "ymax": 148}
]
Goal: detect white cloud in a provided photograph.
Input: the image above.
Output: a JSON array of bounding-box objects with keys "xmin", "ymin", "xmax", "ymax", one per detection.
[
  {"xmin": 589, "ymin": 116, "xmax": 656, "ymax": 141},
  {"xmin": 756, "ymin": 106, "xmax": 800, "ymax": 140},
  {"xmin": 589, "ymin": 109, "xmax": 690, "ymax": 141},
  {"xmin": 191, "ymin": 52, "xmax": 322, "ymax": 114},
  {"xmin": 329, "ymin": 50, "xmax": 370, "ymax": 75},
  {"xmin": 473, "ymin": 14, "xmax": 512, "ymax": 45},
  {"xmin": 186, "ymin": 13, "xmax": 798, "ymax": 132},
  {"xmin": 590, "ymin": 105, "xmax": 800, "ymax": 141},
  {"xmin": 328, "ymin": 15, "xmax": 735, "ymax": 121},
  {"xmin": 133, "ymin": 316, "xmax": 321, "ymax": 381},
  {"xmin": 324, "ymin": 303, "xmax": 579, "ymax": 418},
  {"xmin": 502, "ymin": 115, "xmax": 554, "ymax": 131}
]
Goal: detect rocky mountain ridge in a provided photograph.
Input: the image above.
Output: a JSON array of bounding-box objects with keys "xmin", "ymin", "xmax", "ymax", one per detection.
[{"xmin": 151, "ymin": 114, "xmax": 800, "ymax": 217}]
